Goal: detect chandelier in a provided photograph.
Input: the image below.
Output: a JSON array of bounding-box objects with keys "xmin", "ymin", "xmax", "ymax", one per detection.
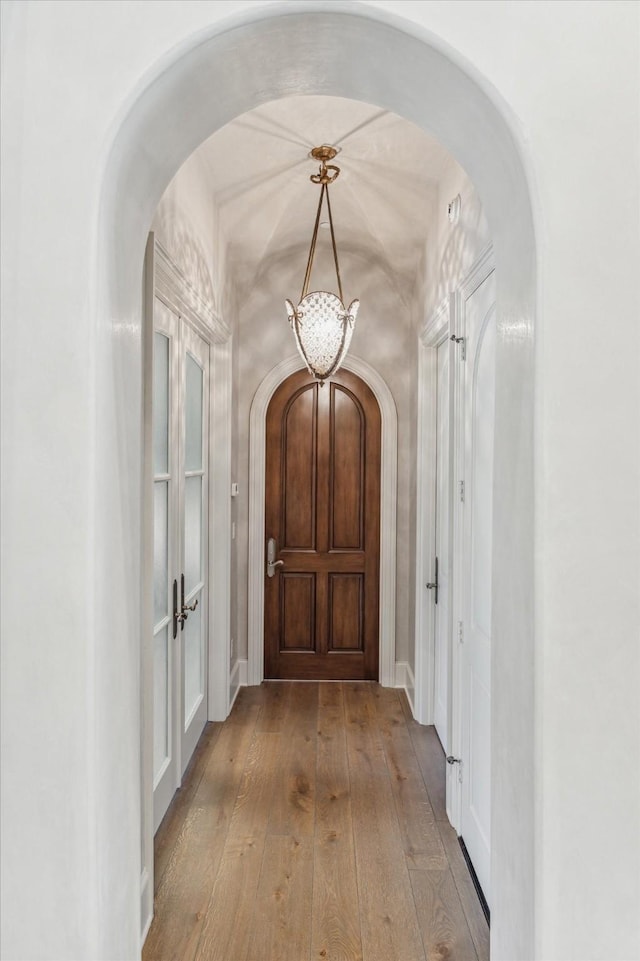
[{"xmin": 285, "ymin": 145, "xmax": 359, "ymax": 383}]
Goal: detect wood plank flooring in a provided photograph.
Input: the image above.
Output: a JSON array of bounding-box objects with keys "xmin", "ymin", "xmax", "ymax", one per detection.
[{"xmin": 143, "ymin": 682, "xmax": 489, "ymax": 961}]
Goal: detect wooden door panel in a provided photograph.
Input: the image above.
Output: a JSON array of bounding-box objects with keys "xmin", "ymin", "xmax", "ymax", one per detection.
[
  {"xmin": 281, "ymin": 573, "xmax": 316, "ymax": 651},
  {"xmin": 278, "ymin": 553, "xmax": 365, "ymax": 573},
  {"xmin": 283, "ymin": 386, "xmax": 317, "ymax": 550},
  {"xmin": 330, "ymin": 385, "xmax": 364, "ymax": 551},
  {"xmin": 328, "ymin": 573, "xmax": 364, "ymax": 652},
  {"xmin": 265, "ymin": 368, "xmax": 380, "ymax": 680}
]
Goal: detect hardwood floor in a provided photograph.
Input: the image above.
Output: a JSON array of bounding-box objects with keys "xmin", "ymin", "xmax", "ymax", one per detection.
[{"xmin": 143, "ymin": 682, "xmax": 489, "ymax": 961}]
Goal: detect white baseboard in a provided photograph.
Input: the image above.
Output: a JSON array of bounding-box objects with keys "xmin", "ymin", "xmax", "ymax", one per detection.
[
  {"xmin": 140, "ymin": 868, "xmax": 152, "ymax": 948},
  {"xmin": 395, "ymin": 660, "xmax": 416, "ymax": 717},
  {"xmin": 238, "ymin": 658, "xmax": 248, "ymax": 686},
  {"xmin": 229, "ymin": 658, "xmax": 248, "ymax": 710}
]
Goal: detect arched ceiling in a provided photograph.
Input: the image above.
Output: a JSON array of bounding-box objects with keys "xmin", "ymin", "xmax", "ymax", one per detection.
[{"xmin": 193, "ymin": 95, "xmax": 458, "ymax": 305}]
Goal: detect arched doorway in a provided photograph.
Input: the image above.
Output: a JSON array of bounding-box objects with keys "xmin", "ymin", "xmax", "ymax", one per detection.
[
  {"xmin": 263, "ymin": 367, "xmax": 381, "ymax": 681},
  {"xmin": 100, "ymin": 6, "xmax": 536, "ymax": 956},
  {"xmin": 248, "ymin": 354, "xmax": 398, "ymax": 689}
]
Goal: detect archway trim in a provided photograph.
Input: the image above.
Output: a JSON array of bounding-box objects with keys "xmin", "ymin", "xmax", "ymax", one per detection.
[{"xmin": 95, "ymin": 5, "xmax": 537, "ymax": 956}]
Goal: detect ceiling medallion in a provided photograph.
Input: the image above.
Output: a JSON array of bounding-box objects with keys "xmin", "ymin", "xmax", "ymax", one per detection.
[{"xmin": 285, "ymin": 145, "xmax": 359, "ymax": 383}]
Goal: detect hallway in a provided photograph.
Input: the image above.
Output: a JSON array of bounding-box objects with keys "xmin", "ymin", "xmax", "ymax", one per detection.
[{"xmin": 142, "ymin": 682, "xmax": 489, "ymax": 961}]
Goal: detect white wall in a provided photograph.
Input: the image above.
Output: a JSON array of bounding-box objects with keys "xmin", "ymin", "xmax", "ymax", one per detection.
[
  {"xmin": 1, "ymin": 3, "xmax": 638, "ymax": 960},
  {"xmin": 422, "ymin": 165, "xmax": 492, "ymax": 322},
  {"xmin": 151, "ymin": 152, "xmax": 217, "ymax": 307}
]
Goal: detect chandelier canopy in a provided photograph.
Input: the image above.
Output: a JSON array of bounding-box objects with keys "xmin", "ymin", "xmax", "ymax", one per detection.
[{"xmin": 285, "ymin": 145, "xmax": 359, "ymax": 383}]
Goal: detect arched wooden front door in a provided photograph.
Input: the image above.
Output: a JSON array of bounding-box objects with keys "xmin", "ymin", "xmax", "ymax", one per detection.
[{"xmin": 264, "ymin": 368, "xmax": 381, "ymax": 680}]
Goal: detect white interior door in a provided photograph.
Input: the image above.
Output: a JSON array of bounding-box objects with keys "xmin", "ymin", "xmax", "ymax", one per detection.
[
  {"xmin": 152, "ymin": 299, "xmax": 209, "ymax": 832},
  {"xmin": 152, "ymin": 299, "xmax": 179, "ymax": 831},
  {"xmin": 433, "ymin": 336, "xmax": 451, "ymax": 751},
  {"xmin": 457, "ymin": 268, "xmax": 496, "ymax": 903},
  {"xmin": 180, "ymin": 323, "xmax": 209, "ymax": 769}
]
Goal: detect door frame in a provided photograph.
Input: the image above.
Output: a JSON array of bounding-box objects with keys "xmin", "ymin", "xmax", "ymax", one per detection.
[
  {"xmin": 248, "ymin": 354, "xmax": 398, "ymax": 687},
  {"xmin": 141, "ymin": 235, "xmax": 232, "ymax": 939},
  {"xmin": 414, "ymin": 294, "xmax": 455, "ymax": 727}
]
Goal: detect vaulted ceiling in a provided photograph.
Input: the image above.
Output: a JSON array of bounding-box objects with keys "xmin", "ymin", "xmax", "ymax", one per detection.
[{"xmin": 194, "ymin": 95, "xmax": 457, "ymax": 304}]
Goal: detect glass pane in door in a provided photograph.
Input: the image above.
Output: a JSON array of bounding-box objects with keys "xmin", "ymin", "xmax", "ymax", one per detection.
[
  {"xmin": 184, "ymin": 475, "xmax": 202, "ymax": 593},
  {"xmin": 153, "ymin": 481, "xmax": 169, "ymax": 624},
  {"xmin": 153, "ymin": 332, "xmax": 169, "ymax": 475},
  {"xmin": 185, "ymin": 354, "xmax": 203, "ymax": 471}
]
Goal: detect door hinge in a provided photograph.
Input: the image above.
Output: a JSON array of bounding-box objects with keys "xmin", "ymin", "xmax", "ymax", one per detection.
[
  {"xmin": 458, "ymin": 620, "xmax": 464, "ymax": 644},
  {"xmin": 450, "ymin": 333, "xmax": 466, "ymax": 361},
  {"xmin": 459, "ymin": 480, "xmax": 465, "ymax": 503}
]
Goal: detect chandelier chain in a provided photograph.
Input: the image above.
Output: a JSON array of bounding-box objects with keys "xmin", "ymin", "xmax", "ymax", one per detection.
[
  {"xmin": 300, "ymin": 161, "xmax": 344, "ymax": 304},
  {"xmin": 324, "ymin": 185, "xmax": 344, "ymax": 305},
  {"xmin": 300, "ymin": 181, "xmax": 326, "ymax": 301}
]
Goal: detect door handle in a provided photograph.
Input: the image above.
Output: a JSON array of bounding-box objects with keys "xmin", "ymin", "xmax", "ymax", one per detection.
[
  {"xmin": 178, "ymin": 598, "xmax": 198, "ymax": 625},
  {"xmin": 266, "ymin": 537, "xmax": 284, "ymax": 578},
  {"xmin": 172, "ymin": 579, "xmax": 179, "ymax": 639},
  {"xmin": 426, "ymin": 556, "xmax": 439, "ymax": 605},
  {"xmin": 177, "ymin": 573, "xmax": 198, "ymax": 629}
]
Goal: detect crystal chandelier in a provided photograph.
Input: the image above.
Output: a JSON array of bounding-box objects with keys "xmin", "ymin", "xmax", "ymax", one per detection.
[{"xmin": 285, "ymin": 145, "xmax": 359, "ymax": 383}]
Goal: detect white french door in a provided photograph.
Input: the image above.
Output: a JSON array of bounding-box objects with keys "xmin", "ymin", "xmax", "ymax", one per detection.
[
  {"xmin": 180, "ymin": 322, "xmax": 209, "ymax": 767},
  {"xmin": 455, "ymin": 264, "xmax": 496, "ymax": 903},
  {"xmin": 152, "ymin": 296, "xmax": 209, "ymax": 833}
]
